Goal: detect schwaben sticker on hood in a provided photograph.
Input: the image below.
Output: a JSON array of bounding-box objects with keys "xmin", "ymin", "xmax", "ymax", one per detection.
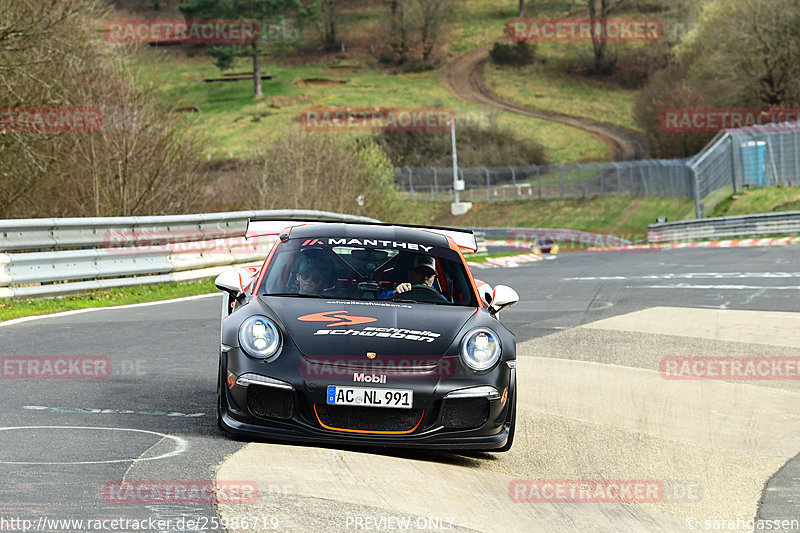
[
  {"xmin": 313, "ymin": 327, "xmax": 441, "ymax": 343},
  {"xmin": 325, "ymin": 301, "xmax": 412, "ymax": 309},
  {"xmin": 298, "ymin": 311, "xmax": 378, "ymax": 327}
]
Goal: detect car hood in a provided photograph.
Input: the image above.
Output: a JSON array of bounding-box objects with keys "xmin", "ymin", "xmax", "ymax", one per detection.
[{"xmin": 261, "ymin": 296, "xmax": 477, "ymax": 359}]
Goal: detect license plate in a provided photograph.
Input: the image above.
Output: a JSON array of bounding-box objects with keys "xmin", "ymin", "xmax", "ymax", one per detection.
[{"xmin": 326, "ymin": 386, "xmax": 413, "ymax": 409}]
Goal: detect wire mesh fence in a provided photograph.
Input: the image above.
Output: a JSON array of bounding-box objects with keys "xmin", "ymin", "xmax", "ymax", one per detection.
[
  {"xmin": 395, "ymin": 122, "xmax": 800, "ymax": 219},
  {"xmin": 689, "ymin": 125, "xmax": 800, "ymax": 198},
  {"xmin": 394, "ymin": 159, "xmax": 695, "ymax": 201}
]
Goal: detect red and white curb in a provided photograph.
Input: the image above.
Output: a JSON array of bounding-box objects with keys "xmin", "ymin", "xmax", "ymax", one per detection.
[
  {"xmin": 466, "ymin": 253, "xmax": 543, "ymax": 269},
  {"xmin": 588, "ymin": 236, "xmax": 800, "ymax": 252}
]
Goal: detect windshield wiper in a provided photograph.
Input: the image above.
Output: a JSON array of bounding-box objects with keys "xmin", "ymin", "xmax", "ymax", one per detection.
[{"xmin": 389, "ymin": 297, "xmax": 416, "ymax": 303}]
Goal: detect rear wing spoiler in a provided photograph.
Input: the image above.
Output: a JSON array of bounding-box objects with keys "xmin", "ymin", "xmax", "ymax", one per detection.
[{"xmin": 245, "ymin": 219, "xmax": 478, "ymax": 252}]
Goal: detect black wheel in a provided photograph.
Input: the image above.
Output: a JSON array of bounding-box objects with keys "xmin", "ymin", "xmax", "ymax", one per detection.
[{"xmin": 495, "ymin": 387, "xmax": 516, "ymax": 452}]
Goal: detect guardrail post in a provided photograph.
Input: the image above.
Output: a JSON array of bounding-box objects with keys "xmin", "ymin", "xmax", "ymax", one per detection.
[
  {"xmin": 484, "ymin": 167, "xmax": 491, "ymax": 201},
  {"xmin": 559, "ymin": 165, "xmax": 564, "ymax": 199},
  {"xmin": 432, "ymin": 167, "xmax": 438, "ymax": 201},
  {"xmin": 406, "ymin": 166, "xmax": 414, "ymax": 201},
  {"xmin": 577, "ymin": 163, "xmax": 584, "ymax": 197}
]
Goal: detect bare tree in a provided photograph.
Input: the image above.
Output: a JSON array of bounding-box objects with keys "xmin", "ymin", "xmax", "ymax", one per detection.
[
  {"xmin": 387, "ymin": 0, "xmax": 409, "ymax": 63},
  {"xmin": 320, "ymin": 0, "xmax": 339, "ymax": 51},
  {"xmin": 416, "ymin": 0, "xmax": 450, "ymax": 61},
  {"xmin": 382, "ymin": 0, "xmax": 452, "ymax": 65},
  {"xmin": 0, "ymin": 0, "xmax": 208, "ymax": 218},
  {"xmin": 587, "ymin": 0, "xmax": 625, "ymax": 74},
  {"xmin": 680, "ymin": 0, "xmax": 800, "ymax": 107},
  {"xmin": 229, "ymin": 130, "xmax": 396, "ymax": 218}
]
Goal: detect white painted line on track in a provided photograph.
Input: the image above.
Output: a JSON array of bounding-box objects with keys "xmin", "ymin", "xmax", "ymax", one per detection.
[
  {"xmin": 0, "ymin": 426, "xmax": 187, "ymax": 465},
  {"xmin": 22, "ymin": 405, "xmax": 206, "ymax": 418},
  {"xmin": 0, "ymin": 293, "xmax": 220, "ymax": 328},
  {"xmin": 564, "ymin": 272, "xmax": 800, "ymax": 281},
  {"xmin": 633, "ymin": 284, "xmax": 800, "ymax": 290}
]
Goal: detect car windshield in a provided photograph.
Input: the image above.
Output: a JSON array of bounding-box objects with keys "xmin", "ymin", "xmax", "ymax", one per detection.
[{"xmin": 259, "ymin": 238, "xmax": 478, "ymax": 306}]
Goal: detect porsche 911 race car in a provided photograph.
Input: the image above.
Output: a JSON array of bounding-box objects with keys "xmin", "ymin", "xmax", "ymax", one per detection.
[{"xmin": 214, "ymin": 220, "xmax": 519, "ymax": 451}]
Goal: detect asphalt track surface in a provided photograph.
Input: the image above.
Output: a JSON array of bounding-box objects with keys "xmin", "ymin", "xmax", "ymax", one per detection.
[{"xmin": 1, "ymin": 246, "xmax": 800, "ymax": 532}]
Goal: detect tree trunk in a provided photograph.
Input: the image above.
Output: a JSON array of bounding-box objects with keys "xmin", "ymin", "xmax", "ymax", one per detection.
[
  {"xmin": 389, "ymin": 0, "xmax": 407, "ymax": 63},
  {"xmin": 589, "ymin": 0, "xmax": 613, "ymax": 74},
  {"xmin": 252, "ymin": 42, "xmax": 262, "ymax": 99},
  {"xmin": 324, "ymin": 0, "xmax": 338, "ymax": 52},
  {"xmin": 519, "ymin": 0, "xmax": 526, "ymax": 17}
]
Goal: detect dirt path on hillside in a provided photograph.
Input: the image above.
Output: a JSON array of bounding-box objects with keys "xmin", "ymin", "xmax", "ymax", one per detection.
[{"xmin": 442, "ymin": 44, "xmax": 650, "ymax": 161}]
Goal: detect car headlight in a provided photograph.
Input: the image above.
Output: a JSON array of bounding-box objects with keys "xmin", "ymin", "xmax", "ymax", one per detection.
[
  {"xmin": 460, "ymin": 328, "xmax": 501, "ymax": 371},
  {"xmin": 239, "ymin": 316, "xmax": 281, "ymax": 360}
]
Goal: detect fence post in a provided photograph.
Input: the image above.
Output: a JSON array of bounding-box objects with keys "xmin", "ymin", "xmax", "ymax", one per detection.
[
  {"xmin": 629, "ymin": 163, "xmax": 634, "ymax": 193},
  {"xmin": 484, "ymin": 167, "xmax": 491, "ymax": 201},
  {"xmin": 406, "ymin": 166, "xmax": 414, "ymax": 201},
  {"xmin": 577, "ymin": 163, "xmax": 584, "ymax": 197},
  {"xmin": 794, "ymin": 132, "xmax": 800, "ymax": 185},
  {"xmin": 600, "ymin": 163, "xmax": 606, "ymax": 195},
  {"xmin": 615, "ymin": 162, "xmax": 621, "ymax": 192},
  {"xmin": 643, "ymin": 163, "xmax": 650, "ymax": 195},
  {"xmin": 559, "ymin": 165, "xmax": 564, "ymax": 199},
  {"xmin": 432, "ymin": 167, "xmax": 438, "ymax": 201},
  {"xmin": 509, "ymin": 166, "xmax": 518, "ymax": 198},
  {"xmin": 536, "ymin": 166, "xmax": 541, "ymax": 199},
  {"xmin": 688, "ymin": 163, "xmax": 703, "ymax": 219}
]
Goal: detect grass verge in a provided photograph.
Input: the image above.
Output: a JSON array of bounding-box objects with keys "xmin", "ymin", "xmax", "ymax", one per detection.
[
  {"xmin": 709, "ymin": 187, "xmax": 800, "ymax": 217},
  {"xmin": 0, "ymin": 278, "xmax": 218, "ymax": 322},
  {"xmin": 389, "ymin": 195, "xmax": 696, "ymax": 237}
]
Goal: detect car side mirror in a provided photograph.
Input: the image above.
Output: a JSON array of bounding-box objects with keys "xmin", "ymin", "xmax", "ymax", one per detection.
[
  {"xmin": 215, "ymin": 270, "xmax": 242, "ymax": 296},
  {"xmin": 215, "ymin": 266, "xmax": 259, "ymax": 297},
  {"xmin": 489, "ymin": 285, "xmax": 519, "ymax": 315}
]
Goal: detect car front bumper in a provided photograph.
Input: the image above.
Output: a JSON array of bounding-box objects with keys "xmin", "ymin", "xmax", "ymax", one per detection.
[{"xmin": 220, "ymin": 348, "xmax": 515, "ymax": 450}]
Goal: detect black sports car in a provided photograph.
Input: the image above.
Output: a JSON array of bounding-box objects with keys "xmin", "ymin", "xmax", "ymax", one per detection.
[{"xmin": 214, "ymin": 220, "xmax": 519, "ymax": 451}]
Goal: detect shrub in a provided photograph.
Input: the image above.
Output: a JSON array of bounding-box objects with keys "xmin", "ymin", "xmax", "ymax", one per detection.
[
  {"xmin": 224, "ymin": 130, "xmax": 398, "ymax": 220},
  {"xmin": 489, "ymin": 42, "xmax": 536, "ymax": 66},
  {"xmin": 377, "ymin": 114, "xmax": 548, "ymax": 167}
]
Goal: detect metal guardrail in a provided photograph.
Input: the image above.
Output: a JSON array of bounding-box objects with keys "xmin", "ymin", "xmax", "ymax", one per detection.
[
  {"xmin": 648, "ymin": 211, "xmax": 800, "ymax": 243},
  {"xmin": 0, "ymin": 210, "xmax": 379, "ymax": 298},
  {"xmin": 470, "ymin": 227, "xmax": 634, "ymax": 247}
]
